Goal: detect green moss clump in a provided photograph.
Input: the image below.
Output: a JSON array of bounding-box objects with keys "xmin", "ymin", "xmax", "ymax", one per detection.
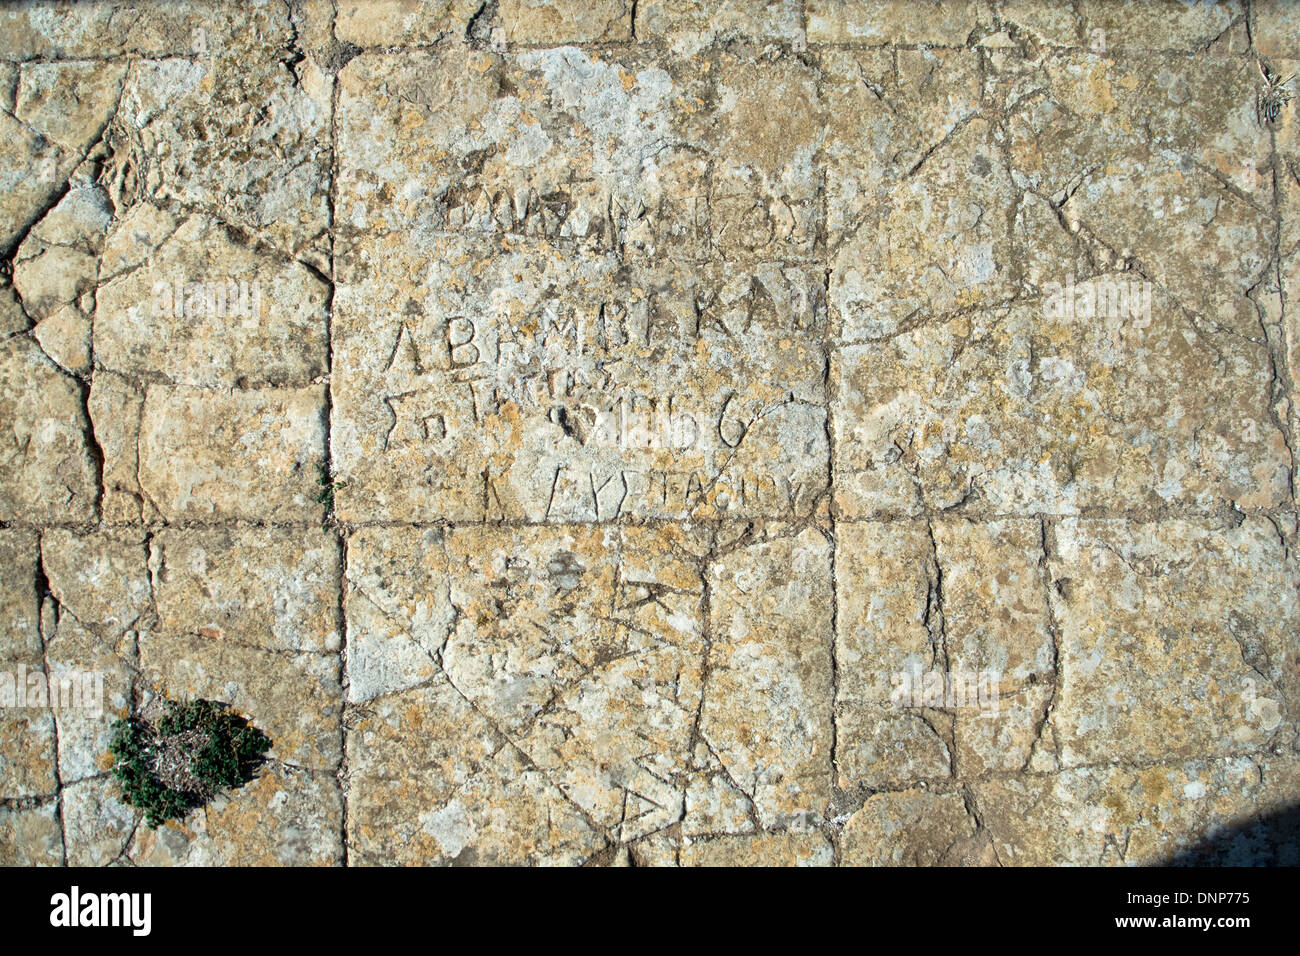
[{"xmin": 109, "ymin": 698, "xmax": 272, "ymax": 828}]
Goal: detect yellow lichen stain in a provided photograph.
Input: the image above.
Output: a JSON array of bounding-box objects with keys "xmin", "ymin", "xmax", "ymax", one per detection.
[{"xmin": 1087, "ymin": 65, "xmax": 1118, "ymax": 114}]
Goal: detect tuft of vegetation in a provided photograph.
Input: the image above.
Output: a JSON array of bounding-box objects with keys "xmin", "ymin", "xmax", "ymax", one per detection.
[
  {"xmin": 313, "ymin": 462, "xmax": 347, "ymax": 527},
  {"xmin": 1257, "ymin": 61, "xmax": 1295, "ymax": 126},
  {"xmin": 109, "ymin": 698, "xmax": 272, "ymax": 828}
]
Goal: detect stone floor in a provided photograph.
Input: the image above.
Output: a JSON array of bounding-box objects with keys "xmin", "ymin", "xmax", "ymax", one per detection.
[{"xmin": 2, "ymin": 0, "xmax": 1299, "ymax": 866}]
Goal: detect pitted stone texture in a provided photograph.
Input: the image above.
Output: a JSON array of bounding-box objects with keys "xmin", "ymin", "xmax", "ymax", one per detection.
[
  {"xmin": 994, "ymin": 0, "xmax": 1243, "ymax": 52},
  {"xmin": 934, "ymin": 519, "xmax": 1056, "ymax": 777},
  {"xmin": 832, "ymin": 296, "xmax": 1289, "ymax": 518},
  {"xmin": 0, "ymin": 0, "xmax": 294, "ymax": 60},
  {"xmin": 976, "ymin": 756, "xmax": 1300, "ymax": 866},
  {"xmin": 105, "ymin": 46, "xmax": 331, "ymax": 262},
  {"xmin": 840, "ymin": 789, "xmax": 981, "ymax": 866},
  {"xmin": 500, "ymin": 0, "xmax": 632, "ymax": 43},
  {"xmin": 41, "ymin": 529, "xmax": 151, "ymax": 638},
  {"xmin": 139, "ymin": 632, "xmax": 341, "ymax": 771},
  {"xmin": 0, "ymin": 288, "xmax": 27, "ymax": 339},
  {"xmin": 833, "ymin": 520, "xmax": 952, "ymax": 790},
  {"xmin": 38, "ymin": 530, "xmax": 144, "ymax": 783},
  {"xmin": 335, "ymin": 0, "xmax": 486, "ymax": 47},
  {"xmin": 3, "ymin": 0, "xmax": 1300, "ymax": 870},
  {"xmin": 153, "ymin": 527, "xmax": 342, "ymax": 654},
  {"xmin": 61, "ymin": 776, "xmax": 137, "ymax": 866},
  {"xmin": 636, "ymin": 0, "xmax": 804, "ymax": 52},
  {"xmin": 333, "ymin": 232, "xmax": 826, "ymax": 523},
  {"xmin": 0, "ymin": 531, "xmax": 57, "ymax": 800},
  {"xmin": 346, "ymin": 677, "xmax": 605, "ymax": 865},
  {"xmin": 807, "ymin": 0, "xmax": 980, "ymax": 46},
  {"xmin": 13, "ymin": 183, "xmax": 112, "ymax": 360},
  {"xmin": 0, "ymin": 709, "xmax": 58, "ymax": 800},
  {"xmin": 43, "ymin": 615, "xmax": 132, "ymax": 783},
  {"xmin": 0, "ymin": 59, "xmax": 123, "ymax": 253},
  {"xmin": 820, "ymin": 48, "xmax": 982, "ymax": 253},
  {"xmin": 678, "ymin": 830, "xmax": 834, "ymax": 866},
  {"xmin": 0, "ymin": 337, "xmax": 98, "ymax": 524},
  {"xmin": 337, "ymin": 46, "xmax": 825, "ymax": 265},
  {"xmin": 1040, "ymin": 517, "xmax": 1297, "ymax": 768},
  {"xmin": 1253, "ymin": 0, "xmax": 1300, "ymax": 59},
  {"xmin": 834, "ymin": 518, "xmax": 1056, "ymax": 787},
  {"xmin": 704, "ymin": 523, "xmax": 834, "ymax": 828},
  {"xmin": 0, "ymin": 801, "xmax": 62, "ymax": 865},
  {"xmin": 94, "ymin": 213, "xmax": 329, "ymax": 388},
  {"xmin": 11, "ymin": 174, "xmax": 107, "ymax": 377},
  {"xmin": 129, "ymin": 765, "xmax": 344, "ymax": 866},
  {"xmin": 0, "ymin": 530, "xmax": 42, "ymax": 662},
  {"xmin": 336, "ymin": 46, "xmax": 699, "ymax": 253},
  {"xmin": 994, "ymin": 51, "xmax": 1272, "ymax": 324},
  {"xmin": 828, "ymin": 117, "xmax": 1017, "ymax": 342},
  {"xmin": 348, "ymin": 523, "xmax": 706, "ymax": 841},
  {"xmin": 88, "ymin": 371, "xmax": 150, "ymax": 524},
  {"xmin": 346, "ymin": 520, "xmax": 837, "ymax": 856},
  {"xmin": 135, "ymin": 385, "xmax": 327, "ymax": 523}
]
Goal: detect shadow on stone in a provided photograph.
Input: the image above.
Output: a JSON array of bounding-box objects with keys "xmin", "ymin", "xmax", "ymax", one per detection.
[{"xmin": 1163, "ymin": 802, "xmax": 1300, "ymax": 866}]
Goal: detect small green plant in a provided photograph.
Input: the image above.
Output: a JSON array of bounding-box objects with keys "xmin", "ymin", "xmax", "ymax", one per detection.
[
  {"xmin": 109, "ymin": 698, "xmax": 272, "ymax": 828},
  {"xmin": 314, "ymin": 462, "xmax": 347, "ymax": 527}
]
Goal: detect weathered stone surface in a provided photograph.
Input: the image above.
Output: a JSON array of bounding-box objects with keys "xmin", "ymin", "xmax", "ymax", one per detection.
[
  {"xmin": 0, "ymin": 531, "xmax": 57, "ymax": 801},
  {"xmin": 1249, "ymin": 1, "xmax": 1300, "ymax": 59},
  {"xmin": 0, "ymin": 337, "xmax": 98, "ymax": 524},
  {"xmin": 820, "ymin": 47, "xmax": 983, "ymax": 252},
  {"xmin": 977, "ymin": 755, "xmax": 1300, "ymax": 865},
  {"xmin": 153, "ymin": 527, "xmax": 341, "ymax": 654},
  {"xmin": 335, "ymin": 0, "xmax": 486, "ymax": 48},
  {"xmin": 87, "ymin": 370, "xmax": 149, "ymax": 524},
  {"xmin": 333, "ymin": 232, "xmax": 826, "ymax": 523},
  {"xmin": 0, "ymin": 530, "xmax": 42, "ymax": 662},
  {"xmin": 500, "ymin": 0, "xmax": 632, "ymax": 44},
  {"xmin": 840, "ymin": 789, "xmax": 980, "ymax": 866},
  {"xmin": 704, "ymin": 524, "xmax": 834, "ymax": 827},
  {"xmin": 807, "ymin": 0, "xmax": 980, "ymax": 46},
  {"xmin": 95, "ymin": 214, "xmax": 330, "ymax": 387},
  {"xmin": 0, "ymin": 287, "xmax": 27, "ymax": 339},
  {"xmin": 0, "ymin": 0, "xmax": 292, "ymax": 60},
  {"xmin": 139, "ymin": 632, "xmax": 341, "ymax": 770},
  {"xmin": 61, "ymin": 776, "xmax": 136, "ymax": 866},
  {"xmin": 349, "ymin": 523, "xmax": 705, "ymax": 839},
  {"xmin": 41, "ymin": 528, "xmax": 151, "ymax": 637},
  {"xmin": 0, "ymin": 800, "xmax": 62, "ymax": 865},
  {"xmin": 0, "ymin": 709, "xmax": 59, "ymax": 800},
  {"xmin": 678, "ymin": 829, "xmax": 834, "ymax": 866},
  {"xmin": 346, "ymin": 677, "xmax": 604, "ymax": 865},
  {"xmin": 834, "ymin": 520, "xmax": 952, "ymax": 790},
  {"xmin": 4, "ymin": 0, "xmax": 1299, "ymax": 869},
  {"xmin": 105, "ymin": 46, "xmax": 331, "ymax": 261},
  {"xmin": 135, "ymin": 385, "xmax": 326, "ymax": 522},
  {"xmin": 636, "ymin": 0, "xmax": 804, "ymax": 52},
  {"xmin": 129, "ymin": 765, "xmax": 343, "ymax": 866},
  {"xmin": 1041, "ymin": 517, "xmax": 1297, "ymax": 768},
  {"xmin": 832, "ymin": 296, "xmax": 1289, "ymax": 517},
  {"xmin": 994, "ymin": 0, "xmax": 1243, "ymax": 52},
  {"xmin": 0, "ymin": 61, "xmax": 122, "ymax": 253},
  {"xmin": 43, "ymin": 631, "xmax": 128, "ymax": 784},
  {"xmin": 337, "ymin": 45, "xmax": 825, "ymax": 265}
]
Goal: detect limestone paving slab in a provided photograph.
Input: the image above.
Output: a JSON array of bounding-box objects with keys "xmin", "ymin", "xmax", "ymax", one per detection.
[{"xmin": 0, "ymin": 0, "xmax": 1298, "ymax": 868}]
